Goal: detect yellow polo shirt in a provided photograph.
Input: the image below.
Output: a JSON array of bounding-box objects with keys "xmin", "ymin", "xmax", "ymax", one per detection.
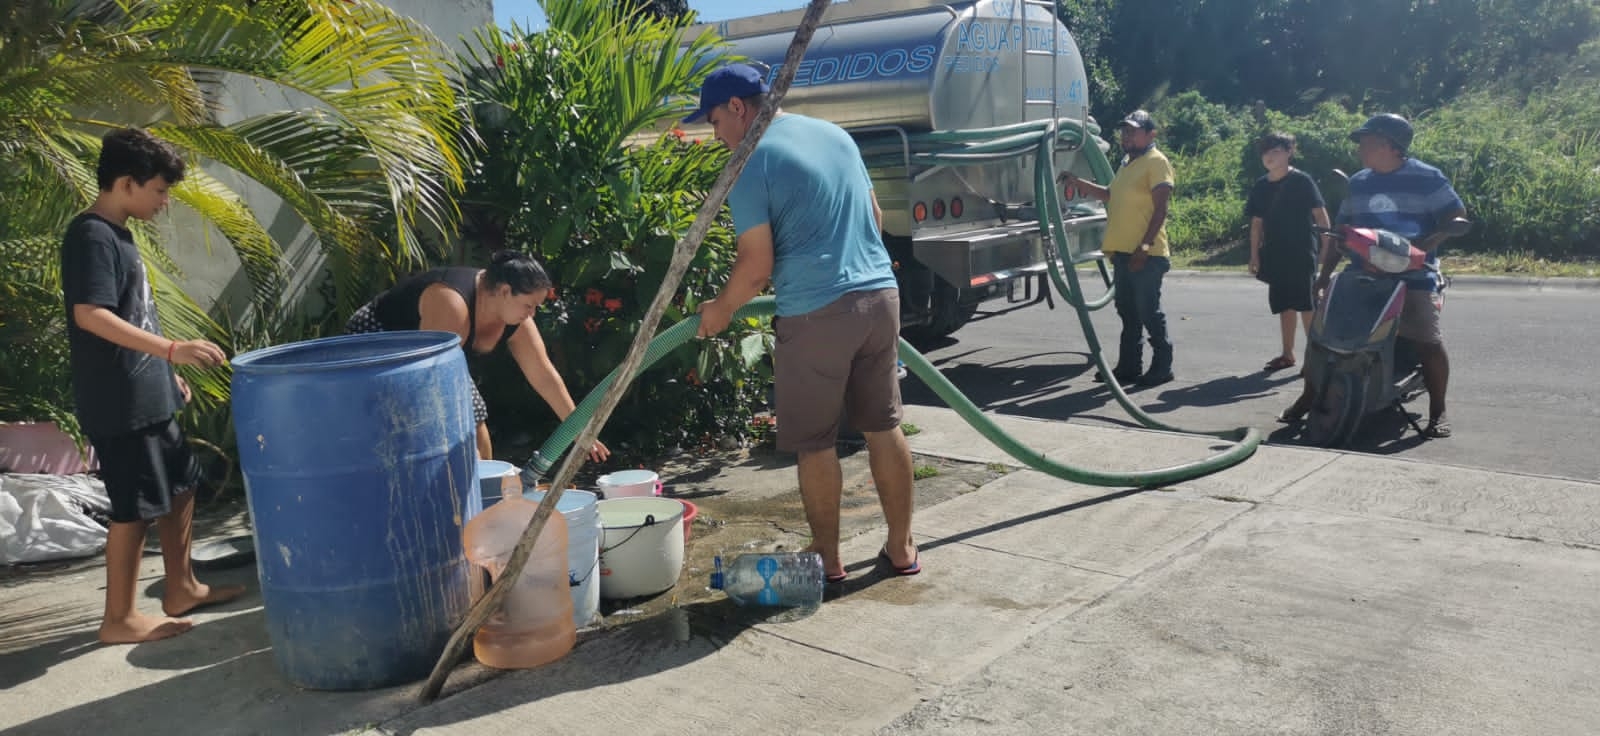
[{"xmin": 1102, "ymin": 148, "xmax": 1176, "ymax": 256}]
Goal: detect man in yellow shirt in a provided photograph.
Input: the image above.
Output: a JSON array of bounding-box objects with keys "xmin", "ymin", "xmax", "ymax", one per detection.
[{"xmin": 1059, "ymin": 110, "xmax": 1176, "ymax": 386}]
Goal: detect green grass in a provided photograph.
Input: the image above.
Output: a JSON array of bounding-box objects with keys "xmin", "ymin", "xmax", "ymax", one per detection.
[
  {"xmin": 913, "ymin": 465, "xmax": 940, "ymax": 480},
  {"xmin": 1166, "ymin": 239, "xmax": 1600, "ymax": 278},
  {"xmin": 901, "ymin": 422, "xmax": 921, "ymax": 437}
]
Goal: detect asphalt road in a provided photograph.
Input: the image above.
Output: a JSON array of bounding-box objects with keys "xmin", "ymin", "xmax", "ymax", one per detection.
[{"xmin": 902, "ymin": 272, "xmax": 1600, "ymax": 482}]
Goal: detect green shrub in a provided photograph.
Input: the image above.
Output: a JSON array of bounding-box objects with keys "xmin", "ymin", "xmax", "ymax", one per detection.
[
  {"xmin": 459, "ymin": 1, "xmax": 770, "ymax": 463},
  {"xmin": 1158, "ymin": 91, "xmax": 1600, "ymax": 261}
]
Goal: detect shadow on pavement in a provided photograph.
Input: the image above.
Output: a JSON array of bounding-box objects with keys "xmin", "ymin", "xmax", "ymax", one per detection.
[
  {"xmin": 1266, "ymin": 404, "xmax": 1434, "ymax": 455},
  {"xmin": 0, "ymin": 600, "xmax": 103, "ymax": 691},
  {"xmin": 383, "ymin": 599, "xmax": 772, "ymax": 735},
  {"xmin": 901, "ymin": 350, "xmax": 1148, "ymax": 426},
  {"xmin": 1143, "ymin": 371, "xmax": 1301, "ymax": 413},
  {"xmin": 6, "ymin": 594, "xmax": 766, "ymax": 736},
  {"xmin": 1, "ymin": 563, "xmax": 258, "ymax": 691}
]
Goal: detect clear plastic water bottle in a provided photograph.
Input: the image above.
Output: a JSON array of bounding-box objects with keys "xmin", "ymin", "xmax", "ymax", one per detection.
[{"xmin": 710, "ymin": 552, "xmax": 824, "ymax": 607}]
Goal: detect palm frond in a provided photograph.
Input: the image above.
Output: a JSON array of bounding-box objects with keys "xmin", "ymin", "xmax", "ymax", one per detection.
[{"xmin": 164, "ymin": 165, "xmax": 287, "ymax": 316}]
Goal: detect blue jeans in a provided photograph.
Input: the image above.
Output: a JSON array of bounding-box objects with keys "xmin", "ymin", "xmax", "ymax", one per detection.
[{"xmin": 1111, "ymin": 253, "xmax": 1172, "ymax": 375}]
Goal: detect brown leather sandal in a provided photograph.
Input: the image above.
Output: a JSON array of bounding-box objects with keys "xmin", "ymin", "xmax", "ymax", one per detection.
[{"xmin": 1264, "ymin": 355, "xmax": 1296, "ymax": 372}]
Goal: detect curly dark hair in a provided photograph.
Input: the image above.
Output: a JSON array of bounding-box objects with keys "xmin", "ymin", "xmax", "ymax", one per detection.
[
  {"xmin": 96, "ymin": 128, "xmax": 186, "ymax": 191},
  {"xmin": 1255, "ymin": 132, "xmax": 1296, "ymax": 155}
]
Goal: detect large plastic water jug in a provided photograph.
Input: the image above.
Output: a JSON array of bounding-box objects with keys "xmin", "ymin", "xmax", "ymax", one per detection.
[{"xmin": 462, "ymin": 494, "xmax": 575, "ymax": 669}]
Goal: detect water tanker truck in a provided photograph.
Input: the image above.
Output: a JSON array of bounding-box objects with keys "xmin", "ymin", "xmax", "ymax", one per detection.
[{"xmin": 681, "ymin": 0, "xmax": 1111, "ymax": 341}]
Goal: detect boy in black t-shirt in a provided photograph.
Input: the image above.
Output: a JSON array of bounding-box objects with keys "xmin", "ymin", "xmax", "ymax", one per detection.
[
  {"xmin": 60, "ymin": 128, "xmax": 243, "ymax": 644},
  {"xmin": 1245, "ymin": 133, "xmax": 1330, "ymax": 372}
]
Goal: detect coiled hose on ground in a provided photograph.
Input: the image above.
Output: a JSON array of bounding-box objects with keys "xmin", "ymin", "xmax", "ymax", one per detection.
[{"xmin": 523, "ymin": 118, "xmax": 1261, "ymax": 489}]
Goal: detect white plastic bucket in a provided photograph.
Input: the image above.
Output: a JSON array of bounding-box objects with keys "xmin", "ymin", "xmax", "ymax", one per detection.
[
  {"xmin": 596, "ymin": 497, "xmax": 684, "ymax": 600},
  {"xmin": 477, "ymin": 459, "xmax": 520, "ymax": 507},
  {"xmin": 524, "ymin": 489, "xmax": 602, "ymax": 628},
  {"xmin": 596, "ymin": 469, "xmax": 661, "ymax": 498}
]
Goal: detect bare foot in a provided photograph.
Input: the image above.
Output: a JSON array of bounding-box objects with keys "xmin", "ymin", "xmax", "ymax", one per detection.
[
  {"xmin": 163, "ymin": 582, "xmax": 247, "ymax": 617},
  {"xmin": 99, "ymin": 613, "xmax": 194, "ymax": 644}
]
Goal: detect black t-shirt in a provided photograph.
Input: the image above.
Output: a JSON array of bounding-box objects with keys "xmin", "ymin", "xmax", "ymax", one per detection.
[
  {"xmin": 1245, "ymin": 168, "xmax": 1326, "ymax": 267},
  {"xmin": 60, "ymin": 213, "xmax": 183, "ymax": 438},
  {"xmin": 370, "ymin": 266, "xmax": 518, "ymax": 353}
]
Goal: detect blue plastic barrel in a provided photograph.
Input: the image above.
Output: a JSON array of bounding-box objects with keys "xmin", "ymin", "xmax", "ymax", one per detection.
[{"xmin": 231, "ymin": 331, "xmax": 479, "ymax": 690}]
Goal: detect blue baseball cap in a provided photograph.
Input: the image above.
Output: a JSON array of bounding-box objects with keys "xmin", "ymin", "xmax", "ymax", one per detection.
[{"xmin": 682, "ymin": 64, "xmax": 770, "ymax": 124}]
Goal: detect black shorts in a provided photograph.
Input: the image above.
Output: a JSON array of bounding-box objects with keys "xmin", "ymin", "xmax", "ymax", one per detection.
[
  {"xmin": 1265, "ymin": 270, "xmax": 1315, "ymax": 314},
  {"xmin": 90, "ymin": 418, "xmax": 201, "ymax": 524}
]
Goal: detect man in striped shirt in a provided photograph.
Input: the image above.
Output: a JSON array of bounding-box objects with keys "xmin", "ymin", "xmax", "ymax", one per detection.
[{"xmin": 1312, "ymin": 114, "xmax": 1466, "ymax": 438}]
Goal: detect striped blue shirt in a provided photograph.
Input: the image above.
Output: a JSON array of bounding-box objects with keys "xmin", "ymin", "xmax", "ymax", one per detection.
[{"xmin": 1337, "ymin": 158, "xmax": 1464, "ymax": 291}]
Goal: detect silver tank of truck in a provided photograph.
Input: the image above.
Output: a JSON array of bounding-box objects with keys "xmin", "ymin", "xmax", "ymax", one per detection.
[
  {"xmin": 683, "ymin": 0, "xmax": 1108, "ymax": 291},
  {"xmin": 690, "ymin": 0, "xmax": 1092, "ymax": 209}
]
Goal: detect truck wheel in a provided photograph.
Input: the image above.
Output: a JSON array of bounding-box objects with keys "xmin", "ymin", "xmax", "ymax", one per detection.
[{"xmin": 902, "ymin": 276, "xmax": 977, "ymax": 344}]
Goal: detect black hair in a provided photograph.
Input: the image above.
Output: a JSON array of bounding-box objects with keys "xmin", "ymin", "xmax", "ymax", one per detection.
[
  {"xmin": 97, "ymin": 128, "xmax": 186, "ymax": 191},
  {"xmin": 1256, "ymin": 132, "xmax": 1296, "ymax": 155},
  {"xmin": 731, "ymin": 93, "xmax": 768, "ymax": 114},
  {"xmin": 484, "ymin": 250, "xmax": 553, "ymax": 295}
]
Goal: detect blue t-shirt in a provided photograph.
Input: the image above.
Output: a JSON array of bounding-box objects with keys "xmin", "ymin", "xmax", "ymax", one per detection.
[
  {"xmin": 728, "ymin": 114, "xmax": 897, "ymax": 316},
  {"xmin": 1337, "ymin": 158, "xmax": 1464, "ymax": 291}
]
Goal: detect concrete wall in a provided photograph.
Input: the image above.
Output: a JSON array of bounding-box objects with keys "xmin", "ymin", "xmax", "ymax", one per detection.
[{"xmin": 167, "ymin": 0, "xmax": 494, "ymax": 322}]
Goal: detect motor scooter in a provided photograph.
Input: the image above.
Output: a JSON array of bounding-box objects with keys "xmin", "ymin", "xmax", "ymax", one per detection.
[{"xmin": 1299, "ymin": 217, "xmax": 1471, "ymax": 447}]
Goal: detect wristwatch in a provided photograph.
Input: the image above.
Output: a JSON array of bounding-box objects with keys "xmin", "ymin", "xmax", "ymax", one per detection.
[{"xmin": 1137, "ymin": 243, "xmax": 1152, "ymax": 253}]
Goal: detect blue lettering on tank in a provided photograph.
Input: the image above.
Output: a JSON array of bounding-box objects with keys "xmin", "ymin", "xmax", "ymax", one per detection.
[
  {"xmin": 756, "ymin": 44, "xmax": 945, "ymax": 88},
  {"xmin": 876, "ymin": 48, "xmax": 909, "ymax": 76},
  {"xmin": 957, "ymin": 21, "xmax": 1059, "ymax": 54},
  {"xmin": 847, "ymin": 52, "xmax": 878, "ymax": 80},
  {"xmin": 812, "ymin": 56, "xmax": 840, "ymax": 84},
  {"xmin": 792, "ymin": 59, "xmax": 816, "ymax": 86}
]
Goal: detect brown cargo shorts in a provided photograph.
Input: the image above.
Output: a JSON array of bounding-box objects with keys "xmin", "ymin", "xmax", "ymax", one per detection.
[
  {"xmin": 1397, "ymin": 288, "xmax": 1443, "ymax": 345},
  {"xmin": 773, "ymin": 289, "xmax": 903, "ymax": 453}
]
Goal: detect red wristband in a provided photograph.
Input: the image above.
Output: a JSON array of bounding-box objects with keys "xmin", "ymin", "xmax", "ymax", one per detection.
[{"xmin": 167, "ymin": 340, "xmax": 176, "ymax": 362}]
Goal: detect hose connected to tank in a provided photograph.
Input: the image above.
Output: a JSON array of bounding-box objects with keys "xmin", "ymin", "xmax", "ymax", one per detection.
[{"xmin": 523, "ymin": 118, "xmax": 1261, "ymax": 489}]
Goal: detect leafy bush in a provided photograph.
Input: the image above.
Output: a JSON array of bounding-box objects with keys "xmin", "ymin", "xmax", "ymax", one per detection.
[
  {"xmin": 1155, "ymin": 90, "xmax": 1253, "ymax": 155},
  {"xmin": 0, "ymin": 0, "xmax": 470, "ymax": 460},
  {"xmin": 459, "ymin": 1, "xmax": 772, "ymax": 463},
  {"xmin": 1155, "ymin": 90, "xmax": 1600, "ymax": 261}
]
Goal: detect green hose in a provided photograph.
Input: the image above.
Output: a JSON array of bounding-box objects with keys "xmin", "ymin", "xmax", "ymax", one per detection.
[{"xmin": 522, "ymin": 117, "xmax": 1261, "ymax": 488}]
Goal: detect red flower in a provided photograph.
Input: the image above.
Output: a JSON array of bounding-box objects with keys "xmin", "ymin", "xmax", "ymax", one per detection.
[
  {"xmin": 584, "ymin": 288, "xmax": 603, "ymax": 306},
  {"xmin": 584, "ymin": 317, "xmax": 602, "ymax": 334},
  {"xmin": 670, "ymin": 127, "xmax": 686, "ymax": 140},
  {"xmin": 603, "ymin": 297, "xmax": 622, "ymax": 312},
  {"xmin": 510, "ymin": 43, "xmax": 522, "ymax": 53},
  {"xmin": 686, "ymin": 368, "xmax": 701, "ymax": 386},
  {"xmin": 494, "ymin": 54, "xmax": 504, "ymax": 69},
  {"xmin": 692, "ymin": 138, "xmax": 702, "ymax": 145}
]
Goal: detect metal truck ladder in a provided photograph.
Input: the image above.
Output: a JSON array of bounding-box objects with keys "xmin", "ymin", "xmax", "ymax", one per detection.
[{"xmin": 1020, "ymin": 0, "xmax": 1061, "ymax": 123}]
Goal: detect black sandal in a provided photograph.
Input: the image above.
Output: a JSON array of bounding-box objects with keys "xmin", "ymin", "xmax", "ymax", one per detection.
[
  {"xmin": 1423, "ymin": 416, "xmax": 1453, "ymax": 438},
  {"xmin": 1264, "ymin": 355, "xmax": 1296, "ymax": 372}
]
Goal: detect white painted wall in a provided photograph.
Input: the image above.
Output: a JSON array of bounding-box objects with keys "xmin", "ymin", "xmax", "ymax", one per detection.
[{"xmin": 165, "ymin": 0, "xmax": 494, "ymax": 322}]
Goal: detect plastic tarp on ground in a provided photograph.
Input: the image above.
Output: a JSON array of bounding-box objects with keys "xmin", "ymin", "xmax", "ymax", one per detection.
[{"xmin": 0, "ymin": 474, "xmax": 110, "ymax": 565}]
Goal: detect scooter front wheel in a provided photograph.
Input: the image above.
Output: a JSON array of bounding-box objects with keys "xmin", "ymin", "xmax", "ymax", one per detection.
[{"xmin": 1305, "ymin": 371, "xmax": 1365, "ymax": 448}]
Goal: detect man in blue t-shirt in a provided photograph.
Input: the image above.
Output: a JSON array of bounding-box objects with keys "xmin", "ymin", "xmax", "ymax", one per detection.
[
  {"xmin": 1291, "ymin": 114, "xmax": 1466, "ymax": 437},
  {"xmin": 690, "ymin": 64, "xmax": 921, "ymax": 583}
]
